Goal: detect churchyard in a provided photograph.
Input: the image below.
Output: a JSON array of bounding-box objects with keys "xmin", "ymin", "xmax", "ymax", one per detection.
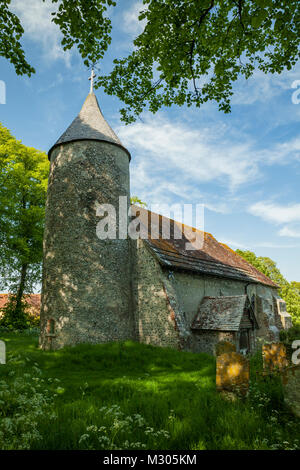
[{"xmin": 0, "ymin": 329, "xmax": 299, "ymax": 451}]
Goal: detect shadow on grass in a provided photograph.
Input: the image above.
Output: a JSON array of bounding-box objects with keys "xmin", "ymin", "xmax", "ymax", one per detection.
[{"xmin": 1, "ymin": 332, "xmax": 299, "ymax": 450}]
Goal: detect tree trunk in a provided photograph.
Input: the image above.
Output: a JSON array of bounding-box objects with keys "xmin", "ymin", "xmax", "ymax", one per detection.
[
  {"xmin": 12, "ymin": 193, "xmax": 29, "ymax": 322},
  {"xmin": 13, "ymin": 263, "xmax": 28, "ymax": 320}
]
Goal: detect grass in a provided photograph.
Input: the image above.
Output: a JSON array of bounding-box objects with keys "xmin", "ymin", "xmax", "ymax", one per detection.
[{"xmin": 0, "ymin": 330, "xmax": 299, "ymax": 450}]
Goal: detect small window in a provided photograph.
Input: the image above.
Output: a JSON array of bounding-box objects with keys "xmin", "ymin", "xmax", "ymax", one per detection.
[
  {"xmin": 278, "ymin": 300, "xmax": 287, "ymax": 314},
  {"xmin": 47, "ymin": 319, "xmax": 55, "ymax": 335}
]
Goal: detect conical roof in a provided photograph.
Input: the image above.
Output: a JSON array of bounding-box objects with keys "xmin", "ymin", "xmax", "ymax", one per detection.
[{"xmin": 48, "ymin": 92, "xmax": 130, "ymax": 160}]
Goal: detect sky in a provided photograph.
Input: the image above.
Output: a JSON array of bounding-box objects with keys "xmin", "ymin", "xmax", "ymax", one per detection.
[{"xmin": 0, "ymin": 0, "xmax": 300, "ymax": 282}]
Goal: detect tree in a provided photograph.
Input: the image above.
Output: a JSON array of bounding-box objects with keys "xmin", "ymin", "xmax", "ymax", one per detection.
[
  {"xmin": 97, "ymin": 0, "xmax": 300, "ymax": 122},
  {"xmin": 291, "ymin": 281, "xmax": 300, "ymax": 292},
  {"xmin": 0, "ymin": 0, "xmax": 116, "ymax": 76},
  {"xmin": 236, "ymin": 250, "xmax": 300, "ymax": 326},
  {"xmin": 1, "ymin": 1, "xmax": 299, "ymax": 122},
  {"xmin": 0, "ymin": 123, "xmax": 49, "ymax": 327}
]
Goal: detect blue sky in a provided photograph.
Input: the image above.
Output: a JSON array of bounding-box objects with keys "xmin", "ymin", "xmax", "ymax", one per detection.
[{"xmin": 1, "ymin": 0, "xmax": 300, "ymax": 282}]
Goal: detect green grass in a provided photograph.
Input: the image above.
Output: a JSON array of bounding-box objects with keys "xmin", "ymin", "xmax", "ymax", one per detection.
[{"xmin": 0, "ymin": 331, "xmax": 299, "ymax": 450}]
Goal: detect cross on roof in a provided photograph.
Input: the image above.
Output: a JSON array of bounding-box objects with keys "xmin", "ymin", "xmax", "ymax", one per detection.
[{"xmin": 89, "ymin": 68, "xmax": 96, "ymax": 94}]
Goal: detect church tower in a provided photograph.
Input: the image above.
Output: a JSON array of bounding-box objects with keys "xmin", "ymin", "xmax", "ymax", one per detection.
[{"xmin": 39, "ymin": 79, "xmax": 135, "ymax": 350}]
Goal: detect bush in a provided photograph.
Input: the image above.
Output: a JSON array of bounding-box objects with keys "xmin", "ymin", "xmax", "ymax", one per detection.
[
  {"xmin": 280, "ymin": 325, "xmax": 300, "ymax": 343},
  {"xmin": 280, "ymin": 325, "xmax": 300, "ymax": 361},
  {"xmin": 79, "ymin": 405, "xmax": 170, "ymax": 450},
  {"xmin": 0, "ymin": 294, "xmax": 40, "ymax": 331},
  {"xmin": 0, "ymin": 356, "xmax": 57, "ymax": 450}
]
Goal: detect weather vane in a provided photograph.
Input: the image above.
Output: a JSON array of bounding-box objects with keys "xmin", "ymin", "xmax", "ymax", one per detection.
[{"xmin": 89, "ymin": 67, "xmax": 96, "ymax": 94}]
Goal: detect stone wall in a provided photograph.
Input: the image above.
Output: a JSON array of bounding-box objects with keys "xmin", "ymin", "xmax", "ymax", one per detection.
[
  {"xmin": 171, "ymin": 271, "xmax": 248, "ymax": 331},
  {"xmin": 170, "ymin": 271, "xmax": 247, "ymax": 353},
  {"xmin": 133, "ymin": 247, "xmax": 283, "ymax": 354},
  {"xmin": 255, "ymin": 284, "xmax": 283, "ymax": 342},
  {"xmin": 192, "ymin": 330, "xmax": 236, "ymax": 355},
  {"xmin": 132, "ymin": 240, "xmax": 180, "ymax": 349},
  {"xmin": 153, "ymin": 267, "xmax": 280, "ymax": 354},
  {"xmin": 40, "ymin": 140, "xmax": 135, "ymax": 349}
]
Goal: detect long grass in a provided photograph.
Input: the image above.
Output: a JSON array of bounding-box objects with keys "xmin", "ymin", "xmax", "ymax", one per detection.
[{"xmin": 0, "ymin": 331, "xmax": 299, "ymax": 450}]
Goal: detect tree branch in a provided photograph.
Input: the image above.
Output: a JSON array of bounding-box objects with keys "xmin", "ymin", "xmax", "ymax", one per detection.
[
  {"xmin": 138, "ymin": 78, "xmax": 164, "ymax": 103},
  {"xmin": 237, "ymin": 0, "xmax": 245, "ymax": 31},
  {"xmin": 196, "ymin": 0, "xmax": 215, "ymax": 27},
  {"xmin": 188, "ymin": 1, "xmax": 215, "ymax": 99}
]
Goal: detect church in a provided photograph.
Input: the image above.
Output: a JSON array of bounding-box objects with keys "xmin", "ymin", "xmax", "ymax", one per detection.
[{"xmin": 39, "ymin": 81, "xmax": 292, "ymax": 354}]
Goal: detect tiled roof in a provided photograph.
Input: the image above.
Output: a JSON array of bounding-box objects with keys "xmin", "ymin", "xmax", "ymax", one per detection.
[
  {"xmin": 132, "ymin": 205, "xmax": 277, "ymax": 288},
  {"xmin": 48, "ymin": 93, "xmax": 130, "ymax": 159},
  {"xmin": 191, "ymin": 295, "xmax": 249, "ymax": 331}
]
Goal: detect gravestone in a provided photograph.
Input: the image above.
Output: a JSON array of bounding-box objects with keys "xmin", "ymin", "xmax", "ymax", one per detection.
[
  {"xmin": 216, "ymin": 352, "xmax": 249, "ymax": 396},
  {"xmin": 262, "ymin": 343, "xmax": 289, "ymax": 372},
  {"xmin": 282, "ymin": 366, "xmax": 300, "ymax": 418},
  {"xmin": 215, "ymin": 340, "xmax": 236, "ymax": 357},
  {"xmin": 0, "ymin": 340, "xmax": 6, "ymax": 365}
]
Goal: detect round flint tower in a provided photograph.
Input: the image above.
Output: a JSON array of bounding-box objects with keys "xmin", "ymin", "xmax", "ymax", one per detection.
[{"xmin": 39, "ymin": 89, "xmax": 134, "ymax": 350}]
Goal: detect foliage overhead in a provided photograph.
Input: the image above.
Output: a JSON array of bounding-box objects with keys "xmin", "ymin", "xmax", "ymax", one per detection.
[
  {"xmin": 0, "ymin": 0, "xmax": 35, "ymax": 76},
  {"xmin": 0, "ymin": 123, "xmax": 49, "ymax": 326},
  {"xmin": 236, "ymin": 250, "xmax": 300, "ymax": 325},
  {"xmin": 97, "ymin": 0, "xmax": 300, "ymax": 122},
  {"xmin": 0, "ymin": 0, "xmax": 115, "ymax": 75},
  {"xmin": 1, "ymin": 1, "xmax": 299, "ymax": 122}
]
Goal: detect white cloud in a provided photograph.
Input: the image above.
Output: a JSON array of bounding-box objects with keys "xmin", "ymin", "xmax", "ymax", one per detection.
[
  {"xmin": 11, "ymin": 0, "xmax": 72, "ymax": 65},
  {"xmin": 255, "ymin": 241, "xmax": 300, "ymax": 248},
  {"xmin": 218, "ymin": 237, "xmax": 300, "ymax": 250},
  {"xmin": 122, "ymin": 1, "xmax": 146, "ymax": 36},
  {"xmin": 278, "ymin": 226, "xmax": 300, "ymax": 238},
  {"xmin": 248, "ymin": 202, "xmax": 300, "ymax": 225},
  {"xmin": 119, "ymin": 114, "xmax": 258, "ymax": 192},
  {"xmin": 217, "ymin": 238, "xmax": 249, "ymax": 250},
  {"xmin": 232, "ymin": 62, "xmax": 300, "ymax": 106},
  {"xmin": 117, "ymin": 113, "xmax": 300, "ymax": 209},
  {"xmin": 263, "ymin": 138, "xmax": 300, "ymax": 165}
]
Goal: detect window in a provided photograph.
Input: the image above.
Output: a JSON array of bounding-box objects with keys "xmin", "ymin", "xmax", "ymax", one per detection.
[
  {"xmin": 278, "ymin": 300, "xmax": 287, "ymax": 314},
  {"xmin": 47, "ymin": 319, "xmax": 55, "ymax": 335}
]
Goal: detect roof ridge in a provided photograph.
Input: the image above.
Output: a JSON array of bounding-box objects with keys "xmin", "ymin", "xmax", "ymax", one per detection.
[{"xmin": 131, "ymin": 204, "xmax": 215, "ymax": 239}]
